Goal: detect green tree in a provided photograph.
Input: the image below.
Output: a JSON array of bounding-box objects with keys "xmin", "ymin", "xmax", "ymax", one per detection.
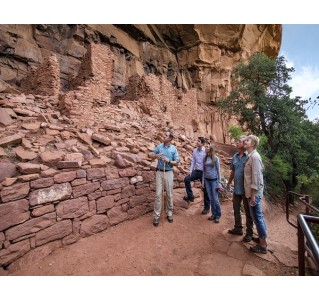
[
  {"xmin": 218, "ymin": 52, "xmax": 319, "ymax": 194},
  {"xmin": 227, "ymin": 124, "xmax": 244, "ymax": 143}
]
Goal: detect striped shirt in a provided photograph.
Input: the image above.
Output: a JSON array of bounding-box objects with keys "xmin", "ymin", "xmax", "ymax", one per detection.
[{"xmin": 189, "ymin": 147, "xmax": 206, "ymax": 173}]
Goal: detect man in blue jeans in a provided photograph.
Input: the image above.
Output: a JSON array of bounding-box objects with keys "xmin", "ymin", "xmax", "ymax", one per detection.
[
  {"xmin": 226, "ymin": 135, "xmax": 254, "ymax": 242},
  {"xmin": 244, "ymin": 135, "xmax": 268, "ymax": 254},
  {"xmin": 183, "ymin": 137, "xmax": 210, "ymax": 214}
]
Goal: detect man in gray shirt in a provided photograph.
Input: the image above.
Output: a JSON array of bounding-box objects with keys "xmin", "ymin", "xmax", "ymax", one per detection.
[{"xmin": 226, "ymin": 135, "xmax": 254, "ymax": 242}]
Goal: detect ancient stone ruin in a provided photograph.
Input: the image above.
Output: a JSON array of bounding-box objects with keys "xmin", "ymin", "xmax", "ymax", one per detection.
[{"xmin": 0, "ymin": 24, "xmax": 281, "ymax": 269}]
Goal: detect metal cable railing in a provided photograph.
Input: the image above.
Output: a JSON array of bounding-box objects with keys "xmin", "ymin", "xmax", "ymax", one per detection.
[{"xmin": 286, "ymin": 191, "xmax": 319, "ymax": 275}]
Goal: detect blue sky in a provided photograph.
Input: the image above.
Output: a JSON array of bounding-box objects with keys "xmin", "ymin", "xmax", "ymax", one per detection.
[{"xmin": 280, "ymin": 25, "xmax": 319, "ymax": 121}]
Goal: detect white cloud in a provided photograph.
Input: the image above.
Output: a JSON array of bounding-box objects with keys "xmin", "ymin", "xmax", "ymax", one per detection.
[
  {"xmin": 289, "ymin": 66, "xmax": 319, "ymax": 99},
  {"xmin": 289, "ymin": 66, "xmax": 319, "ymax": 120},
  {"xmin": 280, "ymin": 52, "xmax": 295, "ymax": 69}
]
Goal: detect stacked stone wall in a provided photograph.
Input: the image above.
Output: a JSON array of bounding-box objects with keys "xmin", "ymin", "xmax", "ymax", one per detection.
[
  {"xmin": 0, "ymin": 160, "xmax": 195, "ymax": 267},
  {"xmin": 126, "ymin": 74, "xmax": 201, "ymax": 139},
  {"xmin": 59, "ymin": 43, "xmax": 114, "ymax": 127},
  {"xmin": 20, "ymin": 54, "xmax": 60, "ymax": 97}
]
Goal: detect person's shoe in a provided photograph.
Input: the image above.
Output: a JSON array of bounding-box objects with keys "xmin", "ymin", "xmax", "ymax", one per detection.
[
  {"xmin": 167, "ymin": 215, "xmax": 173, "ymax": 223},
  {"xmin": 183, "ymin": 196, "xmax": 194, "ymax": 202},
  {"xmin": 249, "ymin": 244, "xmax": 267, "ymax": 254},
  {"xmin": 208, "ymin": 216, "xmax": 216, "ymax": 221},
  {"xmin": 228, "ymin": 228, "xmax": 243, "ymax": 235},
  {"xmin": 153, "ymin": 218, "xmax": 159, "ymax": 227},
  {"xmin": 201, "ymin": 209, "xmax": 209, "ymax": 215},
  {"xmin": 243, "ymin": 234, "xmax": 252, "ymax": 242},
  {"xmin": 214, "ymin": 218, "xmax": 220, "ymax": 224}
]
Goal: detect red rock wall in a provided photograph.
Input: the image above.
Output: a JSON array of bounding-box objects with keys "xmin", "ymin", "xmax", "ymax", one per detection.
[
  {"xmin": 0, "ymin": 163, "xmax": 194, "ymax": 267},
  {"xmin": 126, "ymin": 74, "xmax": 198, "ymax": 133},
  {"xmin": 20, "ymin": 54, "xmax": 60, "ymax": 97},
  {"xmin": 59, "ymin": 43, "xmax": 114, "ymax": 127}
]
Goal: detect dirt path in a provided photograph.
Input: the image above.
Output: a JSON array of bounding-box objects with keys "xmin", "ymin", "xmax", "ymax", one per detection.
[{"xmin": 3, "ymin": 193, "xmax": 300, "ymax": 276}]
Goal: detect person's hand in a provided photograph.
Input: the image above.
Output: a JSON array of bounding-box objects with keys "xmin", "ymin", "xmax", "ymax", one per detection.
[
  {"xmin": 250, "ymin": 196, "xmax": 256, "ymax": 206},
  {"xmin": 162, "ymin": 156, "xmax": 169, "ymax": 163},
  {"xmin": 200, "ymin": 183, "xmax": 204, "ymax": 190}
]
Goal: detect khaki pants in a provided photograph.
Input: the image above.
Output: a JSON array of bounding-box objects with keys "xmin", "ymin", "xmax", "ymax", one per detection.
[{"xmin": 154, "ymin": 170, "xmax": 174, "ymax": 219}]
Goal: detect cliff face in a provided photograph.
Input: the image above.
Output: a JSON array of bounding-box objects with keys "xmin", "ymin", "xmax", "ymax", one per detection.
[
  {"xmin": 0, "ymin": 24, "xmax": 282, "ymax": 268},
  {"xmin": 0, "ymin": 24, "xmax": 282, "ymax": 142}
]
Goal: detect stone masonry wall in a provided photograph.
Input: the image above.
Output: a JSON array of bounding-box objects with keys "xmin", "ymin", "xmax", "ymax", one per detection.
[
  {"xmin": 20, "ymin": 54, "xmax": 60, "ymax": 97},
  {"xmin": 126, "ymin": 74, "xmax": 212, "ymax": 139},
  {"xmin": 59, "ymin": 43, "xmax": 114, "ymax": 127},
  {"xmin": 0, "ymin": 164, "xmax": 163, "ymax": 267}
]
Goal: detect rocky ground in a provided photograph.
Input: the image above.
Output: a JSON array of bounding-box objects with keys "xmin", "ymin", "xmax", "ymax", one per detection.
[
  {"xmin": 1, "ymin": 92, "xmax": 316, "ymax": 277},
  {"xmin": 2, "ymin": 191, "xmax": 302, "ymax": 276}
]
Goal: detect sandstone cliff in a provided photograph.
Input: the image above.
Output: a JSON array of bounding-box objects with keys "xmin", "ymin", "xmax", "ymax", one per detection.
[
  {"xmin": 0, "ymin": 24, "xmax": 282, "ymax": 142},
  {"xmin": 0, "ymin": 24, "xmax": 284, "ymax": 269}
]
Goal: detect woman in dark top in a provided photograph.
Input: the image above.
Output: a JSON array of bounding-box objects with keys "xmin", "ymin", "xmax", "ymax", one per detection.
[{"xmin": 201, "ymin": 144, "xmax": 222, "ymax": 223}]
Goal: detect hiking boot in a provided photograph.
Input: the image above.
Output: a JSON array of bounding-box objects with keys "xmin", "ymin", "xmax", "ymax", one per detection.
[
  {"xmin": 214, "ymin": 218, "xmax": 220, "ymax": 224},
  {"xmin": 201, "ymin": 209, "xmax": 209, "ymax": 215},
  {"xmin": 167, "ymin": 215, "xmax": 173, "ymax": 223},
  {"xmin": 153, "ymin": 218, "xmax": 159, "ymax": 227},
  {"xmin": 250, "ymin": 244, "xmax": 267, "ymax": 254},
  {"xmin": 208, "ymin": 216, "xmax": 216, "ymax": 221},
  {"xmin": 183, "ymin": 196, "xmax": 194, "ymax": 202},
  {"xmin": 243, "ymin": 234, "xmax": 252, "ymax": 242},
  {"xmin": 228, "ymin": 228, "xmax": 243, "ymax": 235}
]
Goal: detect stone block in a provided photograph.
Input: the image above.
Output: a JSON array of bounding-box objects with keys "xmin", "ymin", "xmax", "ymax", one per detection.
[
  {"xmin": 91, "ymin": 133, "xmax": 111, "ymax": 146},
  {"xmin": 118, "ymin": 168, "xmax": 138, "ymax": 178},
  {"xmin": 0, "ymin": 239, "xmax": 30, "ymax": 267},
  {"xmin": 16, "ymin": 163, "xmax": 41, "ymax": 174},
  {"xmin": 0, "ymin": 182, "xmax": 30, "ymax": 202},
  {"xmin": 109, "ymin": 211, "xmax": 129, "ymax": 226},
  {"xmin": 31, "ymin": 204, "xmax": 55, "ymax": 217},
  {"xmin": 80, "ymin": 215, "xmax": 109, "ymax": 237},
  {"xmin": 101, "ymin": 177, "xmax": 129, "ymax": 191},
  {"xmin": 30, "ymin": 178, "xmax": 54, "ymax": 189},
  {"xmin": 104, "ymin": 169, "xmax": 119, "ymax": 179},
  {"xmin": 35, "ymin": 220, "xmax": 72, "ymax": 247},
  {"xmin": 135, "ymin": 187, "xmax": 151, "ymax": 196},
  {"xmin": 5, "ymin": 212, "xmax": 56, "ymax": 241},
  {"xmin": 0, "ymin": 161, "xmax": 17, "ymax": 182},
  {"xmin": 54, "ymin": 171, "xmax": 77, "ymax": 183},
  {"xmin": 128, "ymin": 205, "xmax": 147, "ymax": 220},
  {"xmin": 0, "ymin": 134, "xmax": 22, "ymax": 148},
  {"xmin": 129, "ymin": 195, "xmax": 147, "ymax": 207},
  {"xmin": 71, "ymin": 178, "xmax": 87, "ymax": 186},
  {"xmin": 87, "ymin": 168, "xmax": 105, "ymax": 180},
  {"xmin": 29, "ymin": 182, "xmax": 72, "ymax": 206},
  {"xmin": 56, "ymin": 197, "xmax": 89, "ymax": 219},
  {"xmin": 39, "ymin": 151, "xmax": 65, "ymax": 167},
  {"xmin": 0, "ymin": 200, "xmax": 30, "ymax": 231},
  {"xmin": 17, "ymin": 174, "xmax": 40, "ymax": 182},
  {"xmin": 57, "ymin": 161, "xmax": 81, "ymax": 169},
  {"xmin": 141, "ymin": 171, "xmax": 155, "ymax": 183},
  {"xmin": 119, "ymin": 185, "xmax": 136, "ymax": 198},
  {"xmin": 72, "ymin": 182, "xmax": 100, "ymax": 198},
  {"xmin": 76, "ymin": 169, "xmax": 86, "ymax": 178},
  {"xmin": 96, "ymin": 194, "xmax": 120, "ymax": 213}
]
